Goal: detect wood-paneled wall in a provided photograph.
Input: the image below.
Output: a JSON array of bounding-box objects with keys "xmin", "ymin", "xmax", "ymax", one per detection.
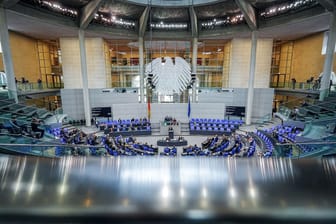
[
  {"xmin": 290, "ymin": 32, "xmax": 336, "ymax": 82},
  {"xmin": 0, "ymin": 31, "xmax": 40, "ymax": 82}
]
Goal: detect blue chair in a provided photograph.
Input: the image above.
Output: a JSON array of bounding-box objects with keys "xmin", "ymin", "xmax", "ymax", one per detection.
[
  {"xmin": 163, "ymin": 147, "xmax": 170, "ymax": 153},
  {"xmin": 112, "ymin": 151, "xmax": 119, "ymax": 156}
]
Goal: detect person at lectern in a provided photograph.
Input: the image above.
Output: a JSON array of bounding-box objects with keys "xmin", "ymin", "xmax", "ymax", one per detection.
[{"xmin": 168, "ymin": 126, "xmax": 174, "ymax": 140}]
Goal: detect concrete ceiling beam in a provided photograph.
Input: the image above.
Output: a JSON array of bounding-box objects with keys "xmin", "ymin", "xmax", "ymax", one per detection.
[
  {"xmin": 0, "ymin": 0, "xmax": 20, "ymax": 9},
  {"xmin": 189, "ymin": 6, "xmax": 198, "ymax": 37},
  {"xmin": 79, "ymin": 0, "xmax": 104, "ymax": 29},
  {"xmin": 139, "ymin": 6, "xmax": 150, "ymax": 37},
  {"xmin": 235, "ymin": 0, "xmax": 257, "ymax": 30},
  {"xmin": 317, "ymin": 0, "xmax": 336, "ymax": 12}
]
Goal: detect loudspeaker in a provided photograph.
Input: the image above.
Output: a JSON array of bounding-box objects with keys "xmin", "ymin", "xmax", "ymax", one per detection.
[{"xmin": 191, "ymin": 73, "xmax": 196, "ymax": 81}]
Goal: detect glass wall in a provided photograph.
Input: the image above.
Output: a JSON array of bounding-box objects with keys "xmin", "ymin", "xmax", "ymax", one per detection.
[
  {"xmin": 196, "ymin": 40, "xmax": 229, "ymax": 88},
  {"xmin": 37, "ymin": 40, "xmax": 63, "ymax": 89},
  {"xmin": 106, "ymin": 40, "xmax": 140, "ymax": 88},
  {"xmin": 106, "ymin": 39, "xmax": 230, "ymax": 102},
  {"xmin": 270, "ymin": 40, "xmax": 293, "ymax": 88}
]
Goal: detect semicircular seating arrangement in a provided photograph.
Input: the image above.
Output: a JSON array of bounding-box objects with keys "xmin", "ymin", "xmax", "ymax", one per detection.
[
  {"xmin": 1, "ymin": 97, "xmax": 330, "ymax": 159},
  {"xmin": 182, "ymin": 133, "xmax": 256, "ymax": 158},
  {"xmin": 102, "ymin": 135, "xmax": 158, "ymax": 156},
  {"xmin": 259, "ymin": 124, "xmax": 324, "ymax": 158},
  {"xmin": 255, "ymin": 130, "xmax": 275, "ymax": 158}
]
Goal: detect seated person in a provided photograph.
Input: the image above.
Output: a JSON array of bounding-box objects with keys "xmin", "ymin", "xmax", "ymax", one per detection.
[
  {"xmin": 31, "ymin": 117, "xmax": 44, "ymax": 138},
  {"xmin": 301, "ymin": 100, "xmax": 308, "ymax": 107}
]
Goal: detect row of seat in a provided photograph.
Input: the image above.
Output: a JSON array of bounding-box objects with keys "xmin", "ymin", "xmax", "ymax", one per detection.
[
  {"xmin": 190, "ymin": 125, "xmax": 235, "ymax": 132},
  {"xmin": 103, "ymin": 126, "xmax": 151, "ymax": 137},
  {"xmin": 255, "ymin": 130, "xmax": 274, "ymax": 157},
  {"xmin": 190, "ymin": 118, "xmax": 242, "ymax": 135},
  {"xmin": 181, "ymin": 134, "xmax": 256, "ymax": 158},
  {"xmin": 190, "ymin": 118, "xmax": 244, "ymax": 125},
  {"xmin": 190, "ymin": 122, "xmax": 238, "ymax": 129},
  {"xmin": 262, "ymin": 124, "xmax": 317, "ymax": 157},
  {"xmin": 160, "ymin": 147, "xmax": 178, "ymax": 156},
  {"xmin": 103, "ymin": 135, "xmax": 158, "ymax": 156},
  {"xmin": 98, "ymin": 118, "xmax": 152, "ymax": 136},
  {"xmin": 99, "ymin": 118, "xmax": 150, "ymax": 126}
]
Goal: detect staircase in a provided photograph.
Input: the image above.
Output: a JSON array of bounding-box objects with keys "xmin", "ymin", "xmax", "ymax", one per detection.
[
  {"xmin": 0, "ymin": 92, "xmax": 10, "ymax": 100},
  {"xmin": 298, "ymin": 97, "xmax": 336, "ymax": 122}
]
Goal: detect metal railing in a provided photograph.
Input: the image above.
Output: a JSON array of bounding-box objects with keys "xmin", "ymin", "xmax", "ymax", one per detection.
[
  {"xmin": 15, "ymin": 82, "xmax": 63, "ymax": 92},
  {"xmin": 271, "ymin": 81, "xmax": 336, "ymax": 92}
]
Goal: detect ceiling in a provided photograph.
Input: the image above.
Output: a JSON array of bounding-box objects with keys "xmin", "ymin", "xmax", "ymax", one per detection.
[
  {"xmin": 99, "ymin": 0, "xmax": 145, "ymax": 20},
  {"xmin": 151, "ymin": 7, "xmax": 190, "ymax": 22},
  {"xmin": 57, "ymin": 0, "xmax": 90, "ymax": 8},
  {"xmin": 195, "ymin": 0, "xmax": 241, "ymax": 19},
  {"xmin": 250, "ymin": 0, "xmax": 286, "ymax": 8},
  {"xmin": 3, "ymin": 0, "xmax": 333, "ymax": 41}
]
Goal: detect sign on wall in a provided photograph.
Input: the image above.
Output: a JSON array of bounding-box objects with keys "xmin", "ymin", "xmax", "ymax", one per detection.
[
  {"xmin": 225, "ymin": 106, "xmax": 245, "ymax": 117},
  {"xmin": 92, "ymin": 107, "xmax": 112, "ymax": 118}
]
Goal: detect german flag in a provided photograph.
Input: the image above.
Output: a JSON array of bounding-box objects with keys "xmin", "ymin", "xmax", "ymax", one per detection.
[{"xmin": 188, "ymin": 96, "xmax": 191, "ymax": 118}]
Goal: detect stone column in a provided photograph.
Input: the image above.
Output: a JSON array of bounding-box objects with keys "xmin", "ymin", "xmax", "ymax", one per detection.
[
  {"xmin": 0, "ymin": 7, "xmax": 18, "ymax": 103},
  {"xmin": 191, "ymin": 37, "xmax": 198, "ymax": 102},
  {"xmin": 78, "ymin": 29, "xmax": 91, "ymax": 126},
  {"xmin": 320, "ymin": 13, "xmax": 336, "ymax": 101},
  {"xmin": 246, "ymin": 31, "xmax": 258, "ymax": 125},
  {"xmin": 139, "ymin": 37, "xmax": 144, "ymax": 103}
]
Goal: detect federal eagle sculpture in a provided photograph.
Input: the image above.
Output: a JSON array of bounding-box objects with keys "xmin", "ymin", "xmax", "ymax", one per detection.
[{"xmin": 145, "ymin": 56, "xmax": 191, "ymax": 95}]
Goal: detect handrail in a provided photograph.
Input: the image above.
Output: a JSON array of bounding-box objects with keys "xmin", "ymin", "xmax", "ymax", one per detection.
[
  {"xmin": 276, "ymin": 140, "xmax": 336, "ymax": 146},
  {"xmin": 279, "ymin": 95, "xmax": 315, "ymax": 110},
  {"xmin": 54, "ymin": 107, "xmax": 63, "ymax": 115},
  {"xmin": 17, "ymin": 97, "xmax": 60, "ymax": 113},
  {"xmin": 0, "ymin": 115, "xmax": 31, "ymax": 124},
  {"xmin": 254, "ymin": 113, "xmax": 272, "ymax": 124},
  {"xmin": 16, "ymin": 82, "xmax": 63, "ymax": 91}
]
